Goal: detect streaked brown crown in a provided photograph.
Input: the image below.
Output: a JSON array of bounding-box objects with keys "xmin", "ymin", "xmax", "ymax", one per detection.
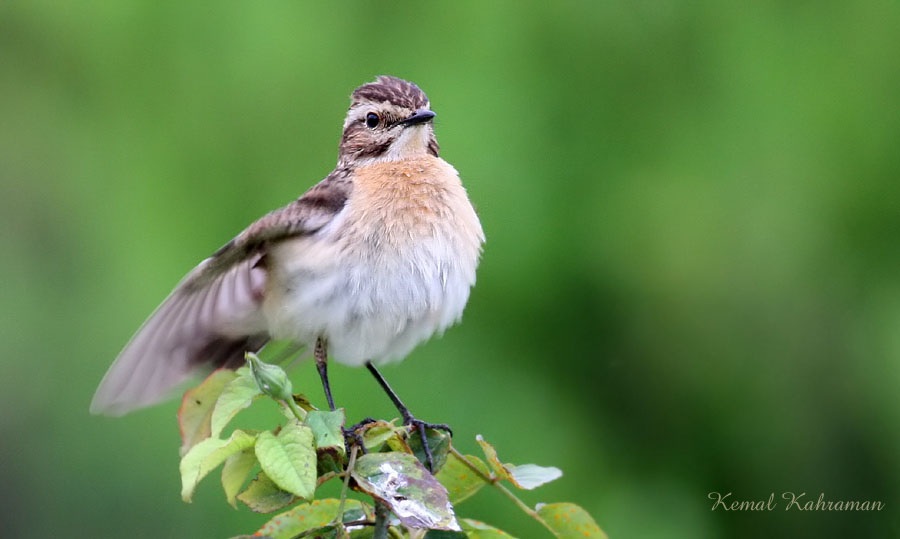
[
  {"xmin": 352, "ymin": 76, "xmax": 430, "ymax": 111},
  {"xmin": 338, "ymin": 76, "xmax": 439, "ymax": 166}
]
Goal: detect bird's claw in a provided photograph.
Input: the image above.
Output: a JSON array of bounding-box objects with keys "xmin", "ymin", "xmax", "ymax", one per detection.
[{"xmin": 403, "ymin": 415, "xmax": 452, "ymax": 473}]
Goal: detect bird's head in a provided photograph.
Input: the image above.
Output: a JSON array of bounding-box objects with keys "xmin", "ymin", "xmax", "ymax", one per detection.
[{"xmin": 338, "ymin": 76, "xmax": 439, "ymax": 166}]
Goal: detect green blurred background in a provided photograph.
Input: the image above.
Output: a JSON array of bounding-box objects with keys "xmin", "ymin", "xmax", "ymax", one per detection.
[{"xmin": 1, "ymin": 1, "xmax": 898, "ymax": 537}]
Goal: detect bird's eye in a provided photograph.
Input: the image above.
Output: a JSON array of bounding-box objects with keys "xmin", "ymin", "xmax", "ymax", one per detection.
[{"xmin": 365, "ymin": 112, "xmax": 380, "ymax": 129}]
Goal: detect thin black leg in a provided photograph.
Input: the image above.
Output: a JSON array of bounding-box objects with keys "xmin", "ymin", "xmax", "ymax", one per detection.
[
  {"xmin": 315, "ymin": 341, "xmax": 376, "ymax": 458},
  {"xmin": 366, "ymin": 362, "xmax": 451, "ymax": 472},
  {"xmin": 315, "ymin": 337, "xmax": 336, "ymax": 411},
  {"xmin": 366, "ymin": 362, "xmax": 411, "ymax": 419}
]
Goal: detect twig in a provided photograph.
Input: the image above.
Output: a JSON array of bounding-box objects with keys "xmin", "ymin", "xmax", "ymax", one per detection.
[
  {"xmin": 373, "ymin": 500, "xmax": 390, "ymax": 539},
  {"xmin": 448, "ymin": 446, "xmax": 554, "ymax": 532},
  {"xmin": 334, "ymin": 444, "xmax": 359, "ymax": 525}
]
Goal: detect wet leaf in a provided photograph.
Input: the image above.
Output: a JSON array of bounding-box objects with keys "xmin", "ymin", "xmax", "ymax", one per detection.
[
  {"xmin": 211, "ymin": 367, "xmax": 262, "ymax": 438},
  {"xmin": 536, "ymin": 502, "xmax": 607, "ymax": 539},
  {"xmin": 180, "ymin": 429, "xmax": 257, "ymax": 502},
  {"xmin": 254, "ymin": 499, "xmax": 366, "ymax": 539},
  {"xmin": 351, "ymin": 452, "xmax": 459, "ymax": 531},
  {"xmin": 178, "ymin": 369, "xmax": 238, "ymax": 456},
  {"xmin": 255, "ymin": 420, "xmax": 316, "ymax": 500},
  {"xmin": 222, "ymin": 449, "xmax": 257, "ymax": 508},
  {"xmin": 434, "ymin": 452, "xmax": 490, "ymax": 504},
  {"xmin": 237, "ymin": 471, "xmax": 295, "ymax": 513}
]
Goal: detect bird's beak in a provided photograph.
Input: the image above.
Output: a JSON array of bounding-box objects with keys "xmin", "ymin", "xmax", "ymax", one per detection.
[{"xmin": 397, "ymin": 109, "xmax": 436, "ymax": 126}]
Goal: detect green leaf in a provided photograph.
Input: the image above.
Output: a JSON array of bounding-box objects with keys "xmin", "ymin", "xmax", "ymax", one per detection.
[
  {"xmin": 384, "ymin": 431, "xmax": 414, "ymax": 454},
  {"xmin": 294, "ymin": 524, "xmax": 350, "ymax": 538},
  {"xmin": 237, "ymin": 471, "xmax": 296, "ymax": 513},
  {"xmin": 254, "ymin": 499, "xmax": 366, "ymax": 539},
  {"xmin": 424, "ymin": 530, "xmax": 469, "ymax": 538},
  {"xmin": 476, "ymin": 435, "xmax": 562, "ymax": 490},
  {"xmin": 307, "ymin": 409, "xmax": 347, "ymax": 476},
  {"xmin": 356, "ymin": 420, "xmax": 407, "ymax": 452},
  {"xmin": 408, "ymin": 427, "xmax": 451, "ymax": 471},
  {"xmin": 178, "ymin": 369, "xmax": 238, "ymax": 456},
  {"xmin": 255, "ymin": 421, "xmax": 317, "ymax": 500},
  {"xmin": 536, "ymin": 502, "xmax": 607, "ymax": 539},
  {"xmin": 435, "ymin": 452, "xmax": 490, "ymax": 504},
  {"xmin": 222, "ymin": 449, "xmax": 258, "ymax": 508},
  {"xmin": 320, "ymin": 450, "xmax": 347, "ymax": 478},
  {"xmin": 211, "ymin": 367, "xmax": 263, "ymax": 438},
  {"xmin": 475, "ymin": 435, "xmax": 511, "ymax": 482},
  {"xmin": 180, "ymin": 429, "xmax": 257, "ymax": 502},
  {"xmin": 460, "ymin": 519, "xmax": 517, "ymax": 538},
  {"xmin": 305, "ymin": 409, "xmax": 346, "ymax": 452},
  {"xmin": 351, "ymin": 452, "xmax": 459, "ymax": 531},
  {"xmin": 507, "ymin": 463, "xmax": 562, "ymax": 490}
]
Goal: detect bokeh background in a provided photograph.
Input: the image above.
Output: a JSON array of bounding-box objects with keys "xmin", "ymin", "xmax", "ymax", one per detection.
[{"xmin": 1, "ymin": 1, "xmax": 898, "ymax": 537}]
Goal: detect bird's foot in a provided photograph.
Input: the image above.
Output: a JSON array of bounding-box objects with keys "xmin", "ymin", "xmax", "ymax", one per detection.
[
  {"xmin": 402, "ymin": 412, "xmax": 453, "ymax": 473},
  {"xmin": 342, "ymin": 417, "xmax": 378, "ymax": 457}
]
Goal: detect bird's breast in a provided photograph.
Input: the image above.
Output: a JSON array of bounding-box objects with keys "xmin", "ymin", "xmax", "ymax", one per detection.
[
  {"xmin": 343, "ymin": 158, "xmax": 476, "ymax": 249},
  {"xmin": 264, "ymin": 156, "xmax": 484, "ymax": 365}
]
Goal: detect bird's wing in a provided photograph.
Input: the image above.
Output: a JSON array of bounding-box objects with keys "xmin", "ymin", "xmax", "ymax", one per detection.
[
  {"xmin": 90, "ymin": 172, "xmax": 352, "ymax": 416},
  {"xmin": 90, "ymin": 255, "xmax": 270, "ymax": 416}
]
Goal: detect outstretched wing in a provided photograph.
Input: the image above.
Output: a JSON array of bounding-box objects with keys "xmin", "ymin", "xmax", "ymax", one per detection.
[
  {"xmin": 90, "ymin": 172, "xmax": 352, "ymax": 416},
  {"xmin": 90, "ymin": 256, "xmax": 270, "ymax": 416}
]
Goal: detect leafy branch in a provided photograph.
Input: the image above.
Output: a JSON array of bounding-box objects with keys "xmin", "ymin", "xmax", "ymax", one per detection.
[{"xmin": 176, "ymin": 352, "xmax": 607, "ymax": 538}]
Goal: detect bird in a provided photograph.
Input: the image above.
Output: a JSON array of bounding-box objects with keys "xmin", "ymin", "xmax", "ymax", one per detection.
[{"xmin": 91, "ymin": 76, "xmax": 485, "ymax": 467}]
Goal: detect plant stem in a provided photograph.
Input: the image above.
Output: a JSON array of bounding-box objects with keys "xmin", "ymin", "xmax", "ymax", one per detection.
[
  {"xmin": 373, "ymin": 501, "xmax": 390, "ymax": 539},
  {"xmin": 448, "ymin": 446, "xmax": 553, "ymax": 533},
  {"xmin": 334, "ymin": 444, "xmax": 359, "ymax": 525},
  {"xmin": 448, "ymin": 446, "xmax": 494, "ymax": 483},
  {"xmin": 285, "ymin": 397, "xmax": 307, "ymax": 421}
]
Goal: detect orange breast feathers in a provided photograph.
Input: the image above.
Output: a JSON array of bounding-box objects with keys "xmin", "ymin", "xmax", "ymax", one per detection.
[{"xmin": 344, "ymin": 156, "xmax": 484, "ymax": 254}]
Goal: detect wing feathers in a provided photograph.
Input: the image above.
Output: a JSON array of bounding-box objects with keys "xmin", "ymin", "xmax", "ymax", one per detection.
[
  {"xmin": 92, "ymin": 170, "xmax": 352, "ymax": 415},
  {"xmin": 90, "ymin": 257, "xmax": 268, "ymax": 416}
]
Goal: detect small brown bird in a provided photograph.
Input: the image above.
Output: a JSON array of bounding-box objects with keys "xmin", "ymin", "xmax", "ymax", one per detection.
[{"xmin": 91, "ymin": 76, "xmax": 485, "ymax": 464}]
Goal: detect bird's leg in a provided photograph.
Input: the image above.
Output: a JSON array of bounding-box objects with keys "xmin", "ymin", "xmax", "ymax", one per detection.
[
  {"xmin": 314, "ymin": 337, "xmax": 337, "ymax": 411},
  {"xmin": 315, "ymin": 338, "xmax": 373, "ymax": 457},
  {"xmin": 365, "ymin": 362, "xmax": 452, "ymax": 472}
]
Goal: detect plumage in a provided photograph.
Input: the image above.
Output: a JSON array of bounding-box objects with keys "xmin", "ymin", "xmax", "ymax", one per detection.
[{"xmin": 91, "ymin": 76, "xmax": 484, "ymax": 416}]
